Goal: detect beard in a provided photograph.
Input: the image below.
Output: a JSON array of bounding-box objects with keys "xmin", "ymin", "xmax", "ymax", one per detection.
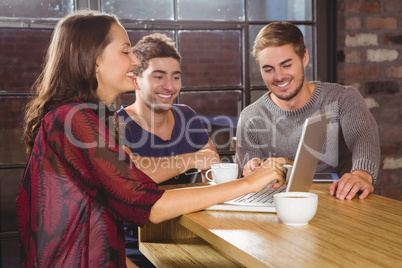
[
  {"xmin": 146, "ymin": 102, "xmax": 173, "ymax": 113},
  {"xmin": 139, "ymin": 90, "xmax": 175, "ymax": 112},
  {"xmin": 273, "ymin": 79, "xmax": 304, "ymax": 101},
  {"xmin": 144, "ymin": 97, "xmax": 174, "ymax": 113},
  {"xmin": 270, "ymin": 68, "xmax": 305, "ymax": 101}
]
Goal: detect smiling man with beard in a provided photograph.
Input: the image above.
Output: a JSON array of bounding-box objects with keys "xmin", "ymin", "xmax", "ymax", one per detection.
[
  {"xmin": 236, "ymin": 21, "xmax": 380, "ymax": 201},
  {"xmin": 117, "ymin": 33, "xmax": 216, "ymax": 186}
]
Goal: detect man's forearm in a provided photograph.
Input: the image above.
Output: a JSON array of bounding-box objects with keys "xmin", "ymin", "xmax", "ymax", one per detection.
[
  {"xmin": 123, "ymin": 146, "xmax": 219, "ymax": 183},
  {"xmin": 128, "ymin": 153, "xmax": 193, "ymax": 183}
]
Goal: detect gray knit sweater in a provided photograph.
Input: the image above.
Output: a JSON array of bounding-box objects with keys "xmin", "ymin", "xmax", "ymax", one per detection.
[{"xmin": 235, "ymin": 82, "xmax": 380, "ymax": 183}]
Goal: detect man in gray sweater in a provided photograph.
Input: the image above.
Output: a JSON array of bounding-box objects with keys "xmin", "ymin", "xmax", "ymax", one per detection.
[{"xmin": 236, "ymin": 21, "xmax": 380, "ymax": 200}]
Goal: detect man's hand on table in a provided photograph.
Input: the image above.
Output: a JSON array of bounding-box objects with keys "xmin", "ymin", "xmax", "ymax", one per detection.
[
  {"xmin": 329, "ymin": 170, "xmax": 374, "ymax": 200},
  {"xmin": 244, "ymin": 159, "xmax": 374, "ymax": 200}
]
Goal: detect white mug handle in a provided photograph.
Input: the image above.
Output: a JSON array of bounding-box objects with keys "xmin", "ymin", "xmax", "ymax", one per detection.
[
  {"xmin": 283, "ymin": 164, "xmax": 293, "ymax": 183},
  {"xmin": 205, "ymin": 169, "xmax": 214, "ymax": 182}
]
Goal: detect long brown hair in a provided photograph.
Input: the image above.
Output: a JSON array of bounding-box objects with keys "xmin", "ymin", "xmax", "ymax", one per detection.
[{"xmin": 23, "ymin": 10, "xmax": 119, "ymax": 152}]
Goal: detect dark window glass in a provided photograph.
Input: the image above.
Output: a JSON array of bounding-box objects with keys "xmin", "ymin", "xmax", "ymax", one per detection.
[
  {"xmin": 101, "ymin": 0, "xmax": 174, "ymax": 20},
  {"xmin": 0, "ymin": 29, "xmax": 51, "ymax": 93},
  {"xmin": 179, "ymin": 90, "xmax": 240, "ymax": 152},
  {"xmin": 247, "ymin": 0, "xmax": 312, "ymax": 21},
  {"xmin": 299, "ymin": 25, "xmax": 314, "ymax": 81},
  {"xmin": 0, "ymin": 0, "xmax": 73, "ymax": 18},
  {"xmin": 0, "ymin": 97, "xmax": 30, "ymax": 164},
  {"xmin": 179, "ymin": 30, "xmax": 241, "ymax": 88},
  {"xmin": 249, "ymin": 24, "xmax": 314, "ymax": 87},
  {"xmin": 0, "ymin": 168, "xmax": 24, "ymax": 232},
  {"xmin": 178, "ymin": 0, "xmax": 244, "ymax": 21},
  {"xmin": 1, "ymin": 239, "xmax": 20, "ymax": 267}
]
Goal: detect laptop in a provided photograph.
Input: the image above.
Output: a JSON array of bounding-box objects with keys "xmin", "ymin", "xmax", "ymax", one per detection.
[{"xmin": 205, "ymin": 112, "xmax": 331, "ymax": 213}]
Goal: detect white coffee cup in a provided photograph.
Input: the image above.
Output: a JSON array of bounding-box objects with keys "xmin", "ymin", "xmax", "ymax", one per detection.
[
  {"xmin": 205, "ymin": 163, "xmax": 238, "ymax": 184},
  {"xmin": 274, "ymin": 192, "xmax": 318, "ymax": 226}
]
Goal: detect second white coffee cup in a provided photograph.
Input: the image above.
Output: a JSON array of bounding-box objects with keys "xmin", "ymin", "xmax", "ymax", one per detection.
[
  {"xmin": 206, "ymin": 163, "xmax": 238, "ymax": 184},
  {"xmin": 274, "ymin": 192, "xmax": 318, "ymax": 226}
]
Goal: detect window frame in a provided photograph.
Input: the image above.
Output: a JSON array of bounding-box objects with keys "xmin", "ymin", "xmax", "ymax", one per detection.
[{"xmin": 0, "ymin": 0, "xmax": 336, "ymax": 100}]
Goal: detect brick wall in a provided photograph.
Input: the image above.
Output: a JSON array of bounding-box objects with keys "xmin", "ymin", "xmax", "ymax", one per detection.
[{"xmin": 337, "ymin": 0, "xmax": 402, "ymax": 200}]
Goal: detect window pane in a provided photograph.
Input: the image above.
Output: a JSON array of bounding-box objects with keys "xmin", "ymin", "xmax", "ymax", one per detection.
[
  {"xmin": 179, "ymin": 90, "xmax": 240, "ymax": 152},
  {"xmin": 126, "ymin": 30, "xmax": 175, "ymax": 48},
  {"xmin": 0, "ymin": 0, "xmax": 73, "ymax": 18},
  {"xmin": 0, "ymin": 29, "xmax": 51, "ymax": 93},
  {"xmin": 178, "ymin": 0, "xmax": 244, "ymax": 21},
  {"xmin": 0, "ymin": 97, "xmax": 30, "ymax": 164},
  {"xmin": 247, "ymin": 0, "xmax": 312, "ymax": 21},
  {"xmin": 179, "ymin": 30, "xmax": 241, "ymax": 88},
  {"xmin": 1, "ymin": 239, "xmax": 20, "ymax": 267},
  {"xmin": 101, "ymin": 0, "xmax": 174, "ymax": 20},
  {"xmin": 0, "ymin": 168, "xmax": 24, "ymax": 232},
  {"xmin": 249, "ymin": 24, "xmax": 314, "ymax": 87},
  {"xmin": 298, "ymin": 25, "xmax": 314, "ymax": 81}
]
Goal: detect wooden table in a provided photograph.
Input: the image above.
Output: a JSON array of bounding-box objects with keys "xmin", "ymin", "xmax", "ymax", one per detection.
[{"xmin": 139, "ymin": 183, "xmax": 402, "ymax": 267}]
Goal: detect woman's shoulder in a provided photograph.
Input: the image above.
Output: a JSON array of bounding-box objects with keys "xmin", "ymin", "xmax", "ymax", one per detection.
[
  {"xmin": 46, "ymin": 99, "xmax": 97, "ymax": 122},
  {"xmin": 53, "ymin": 99, "xmax": 88, "ymax": 111}
]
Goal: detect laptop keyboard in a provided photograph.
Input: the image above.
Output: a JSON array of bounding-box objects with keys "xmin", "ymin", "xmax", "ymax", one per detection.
[{"xmin": 227, "ymin": 183, "xmax": 286, "ymax": 205}]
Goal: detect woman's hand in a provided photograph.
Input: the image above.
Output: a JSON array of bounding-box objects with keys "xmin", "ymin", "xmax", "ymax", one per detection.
[
  {"xmin": 243, "ymin": 157, "xmax": 293, "ymax": 193},
  {"xmin": 242, "ymin": 157, "xmax": 264, "ymax": 176}
]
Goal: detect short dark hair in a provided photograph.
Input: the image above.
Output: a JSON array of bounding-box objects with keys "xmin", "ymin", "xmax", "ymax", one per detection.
[{"xmin": 132, "ymin": 33, "xmax": 181, "ymax": 77}]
